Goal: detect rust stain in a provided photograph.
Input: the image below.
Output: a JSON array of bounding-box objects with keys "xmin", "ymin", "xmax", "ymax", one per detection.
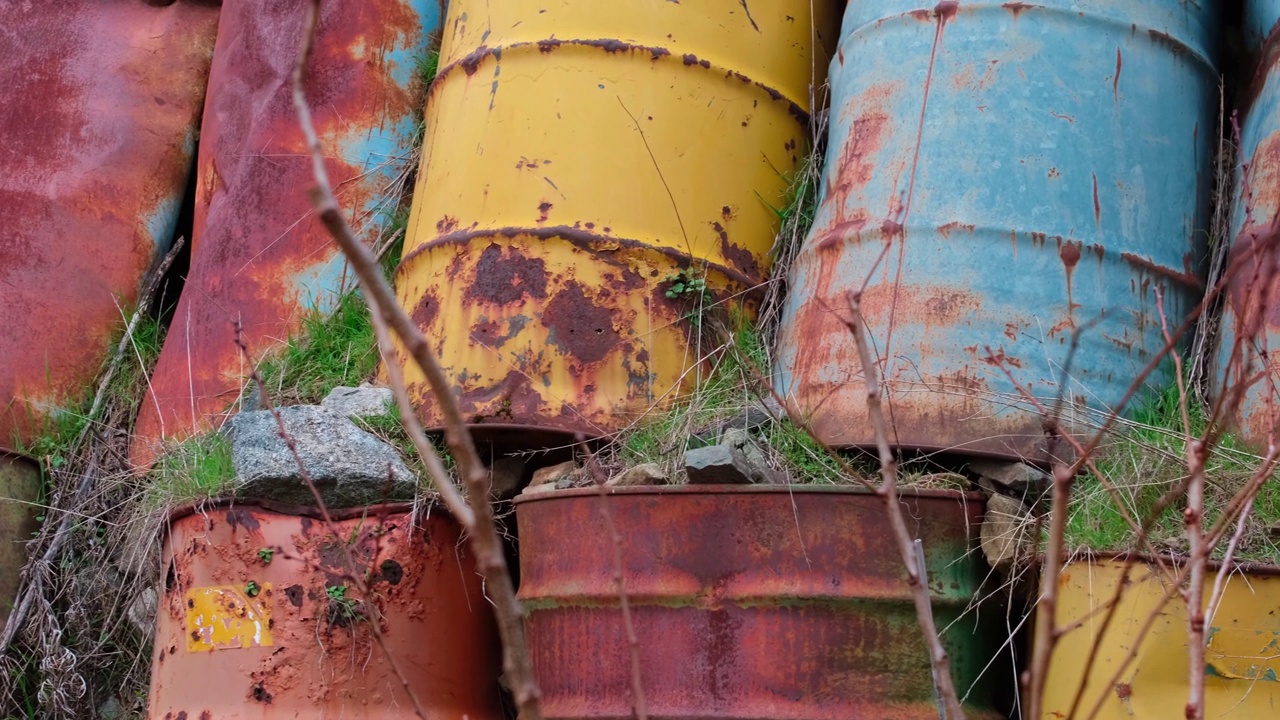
[
  {"xmin": 1002, "ymin": 2, "xmax": 1031, "ymax": 19},
  {"xmin": 543, "ymin": 281, "xmax": 622, "ymax": 365},
  {"xmin": 515, "ymin": 486, "xmax": 1003, "ymax": 719},
  {"xmin": 132, "ymin": 0, "xmax": 434, "ymax": 467},
  {"xmin": 0, "ymin": 2, "xmax": 218, "ymax": 449},
  {"xmin": 149, "ymin": 502, "xmax": 502, "ymax": 716},
  {"xmin": 1093, "ymin": 173, "xmax": 1101, "ymax": 226},
  {"xmin": 1113, "ymin": 48, "xmax": 1122, "ymax": 101}
]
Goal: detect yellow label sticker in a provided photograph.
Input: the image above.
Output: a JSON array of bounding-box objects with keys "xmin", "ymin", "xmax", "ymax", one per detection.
[{"xmin": 185, "ymin": 583, "xmax": 273, "ymax": 652}]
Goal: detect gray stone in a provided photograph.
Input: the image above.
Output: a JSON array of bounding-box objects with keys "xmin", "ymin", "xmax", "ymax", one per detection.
[
  {"xmin": 99, "ymin": 697, "xmax": 124, "ymax": 720},
  {"xmin": 607, "ymin": 463, "xmax": 669, "ymax": 487},
  {"xmin": 225, "ymin": 405, "xmax": 416, "ymax": 507},
  {"xmin": 721, "ymin": 428, "xmax": 784, "ymax": 484},
  {"xmin": 684, "ymin": 445, "xmax": 755, "ymax": 485},
  {"xmin": 530, "ymin": 460, "xmax": 577, "ymax": 487},
  {"xmin": 126, "ymin": 586, "xmax": 157, "ymax": 636},
  {"xmin": 980, "ymin": 493, "xmax": 1033, "ymax": 572},
  {"xmin": 321, "ymin": 385, "xmax": 395, "ymax": 419},
  {"xmin": 970, "ymin": 459, "xmax": 1051, "ymax": 506}
]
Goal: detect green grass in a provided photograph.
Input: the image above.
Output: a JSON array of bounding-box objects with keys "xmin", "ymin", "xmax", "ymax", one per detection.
[
  {"xmin": 1065, "ymin": 381, "xmax": 1280, "ymax": 562},
  {"xmin": 256, "ymin": 291, "xmax": 377, "ymax": 406},
  {"xmin": 145, "ymin": 432, "xmax": 236, "ymax": 507}
]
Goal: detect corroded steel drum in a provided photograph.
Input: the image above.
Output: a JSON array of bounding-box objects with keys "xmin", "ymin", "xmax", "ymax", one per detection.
[
  {"xmin": 132, "ymin": 0, "xmax": 441, "ymax": 465},
  {"xmin": 147, "ymin": 502, "xmax": 503, "ymax": 719},
  {"xmin": 1043, "ymin": 556, "xmax": 1280, "ymax": 718},
  {"xmin": 1213, "ymin": 0, "xmax": 1280, "ymax": 448},
  {"xmin": 0, "ymin": 1, "xmax": 218, "ymax": 449},
  {"xmin": 775, "ymin": 1, "xmax": 1219, "ymax": 462},
  {"xmin": 394, "ymin": 1, "xmax": 840, "ymax": 443},
  {"xmin": 515, "ymin": 486, "xmax": 1005, "ymax": 719}
]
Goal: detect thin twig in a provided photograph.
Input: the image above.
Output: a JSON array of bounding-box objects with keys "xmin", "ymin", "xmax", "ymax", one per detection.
[
  {"xmin": 843, "ymin": 290, "xmax": 966, "ymax": 720},
  {"xmin": 579, "ymin": 437, "xmax": 649, "ymax": 720},
  {"xmin": 290, "ymin": 3, "xmax": 542, "ymax": 716},
  {"xmin": 366, "ymin": 292, "xmax": 475, "ymax": 527}
]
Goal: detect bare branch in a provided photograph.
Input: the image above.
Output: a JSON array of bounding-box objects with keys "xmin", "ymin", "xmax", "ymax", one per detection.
[
  {"xmin": 579, "ymin": 438, "xmax": 649, "ymax": 720},
  {"xmin": 843, "ymin": 289, "xmax": 966, "ymax": 720},
  {"xmin": 290, "ymin": 3, "xmax": 543, "ymax": 716}
]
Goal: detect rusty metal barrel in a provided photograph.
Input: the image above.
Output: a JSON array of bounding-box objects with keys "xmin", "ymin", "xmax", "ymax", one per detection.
[
  {"xmin": 515, "ymin": 486, "xmax": 1006, "ymax": 719},
  {"xmin": 1042, "ymin": 555, "xmax": 1280, "ymax": 718},
  {"xmin": 147, "ymin": 502, "xmax": 503, "ymax": 719},
  {"xmin": 774, "ymin": 2, "xmax": 1219, "ymax": 463},
  {"xmin": 1213, "ymin": 0, "xmax": 1280, "ymax": 447},
  {"xmin": 131, "ymin": 0, "xmax": 442, "ymax": 465},
  {"xmin": 394, "ymin": 1, "xmax": 840, "ymax": 444},
  {"xmin": 0, "ymin": 1, "xmax": 219, "ymax": 450}
]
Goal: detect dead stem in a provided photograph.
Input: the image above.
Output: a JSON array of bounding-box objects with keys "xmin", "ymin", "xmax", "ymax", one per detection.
[
  {"xmin": 290, "ymin": 2, "xmax": 542, "ymax": 716},
  {"xmin": 580, "ymin": 438, "xmax": 649, "ymax": 720},
  {"xmin": 843, "ymin": 290, "xmax": 966, "ymax": 720}
]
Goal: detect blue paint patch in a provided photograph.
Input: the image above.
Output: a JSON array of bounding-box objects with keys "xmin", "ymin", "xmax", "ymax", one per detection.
[{"xmin": 291, "ymin": 256, "xmax": 353, "ymax": 313}]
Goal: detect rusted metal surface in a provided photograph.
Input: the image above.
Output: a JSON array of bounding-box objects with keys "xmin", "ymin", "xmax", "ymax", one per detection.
[
  {"xmin": 394, "ymin": 1, "xmax": 841, "ymax": 443},
  {"xmin": 1043, "ymin": 555, "xmax": 1280, "ymax": 718},
  {"xmin": 0, "ymin": 1, "xmax": 219, "ymax": 451},
  {"xmin": 0, "ymin": 452, "xmax": 40, "ymax": 633},
  {"xmin": 514, "ymin": 486, "xmax": 1006, "ymax": 719},
  {"xmin": 1214, "ymin": 2, "xmax": 1280, "ymax": 448},
  {"xmin": 132, "ymin": 0, "xmax": 441, "ymax": 465},
  {"xmin": 148, "ymin": 501, "xmax": 503, "ymax": 718},
  {"xmin": 774, "ymin": 1, "xmax": 1219, "ymax": 462}
]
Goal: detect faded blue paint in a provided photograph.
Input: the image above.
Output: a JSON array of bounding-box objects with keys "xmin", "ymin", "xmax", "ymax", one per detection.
[
  {"xmin": 1213, "ymin": 0, "xmax": 1280, "ymax": 448},
  {"xmin": 290, "ymin": 255, "xmax": 352, "ymax": 313},
  {"xmin": 1244, "ymin": 0, "xmax": 1280, "ymax": 55},
  {"xmin": 774, "ymin": 1, "xmax": 1218, "ymax": 461}
]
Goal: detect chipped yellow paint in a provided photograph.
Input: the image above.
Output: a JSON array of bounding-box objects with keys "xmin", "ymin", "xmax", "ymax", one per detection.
[
  {"xmin": 185, "ymin": 584, "xmax": 273, "ymax": 653},
  {"xmin": 1042, "ymin": 558, "xmax": 1280, "ymax": 718},
  {"xmin": 393, "ymin": 0, "xmax": 839, "ymax": 439}
]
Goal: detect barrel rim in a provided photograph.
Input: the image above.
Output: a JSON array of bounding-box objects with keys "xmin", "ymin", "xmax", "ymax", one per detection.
[
  {"xmin": 165, "ymin": 497, "xmax": 424, "ymax": 526},
  {"xmin": 1062, "ymin": 549, "xmax": 1280, "ymax": 578},
  {"xmin": 514, "ymin": 483, "xmax": 986, "ymax": 506}
]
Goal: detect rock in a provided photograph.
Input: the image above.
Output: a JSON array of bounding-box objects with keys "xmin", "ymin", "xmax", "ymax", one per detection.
[
  {"xmin": 721, "ymin": 428, "xmax": 784, "ymax": 484},
  {"xmin": 970, "ymin": 459, "xmax": 1051, "ymax": 506},
  {"xmin": 607, "ymin": 463, "xmax": 669, "ymax": 487},
  {"xmin": 321, "ymin": 385, "xmax": 394, "ymax": 419},
  {"xmin": 693, "ymin": 397, "xmax": 788, "ymax": 445},
  {"xmin": 99, "ymin": 697, "xmax": 124, "ymax": 720},
  {"xmin": 684, "ymin": 445, "xmax": 755, "ymax": 485},
  {"xmin": 126, "ymin": 586, "xmax": 158, "ymax": 636},
  {"xmin": 530, "ymin": 460, "xmax": 577, "ymax": 487},
  {"xmin": 225, "ymin": 405, "xmax": 416, "ymax": 507},
  {"xmin": 488, "ymin": 456, "xmax": 527, "ymax": 498},
  {"xmin": 980, "ymin": 493, "xmax": 1033, "ymax": 572},
  {"xmin": 519, "ymin": 475, "xmax": 576, "ymax": 496}
]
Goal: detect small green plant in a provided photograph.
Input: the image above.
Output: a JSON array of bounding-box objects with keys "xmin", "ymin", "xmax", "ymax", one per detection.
[
  {"xmin": 244, "ymin": 580, "xmax": 261, "ymax": 598},
  {"xmin": 257, "ymin": 548, "xmax": 273, "ymax": 564},
  {"xmin": 325, "ymin": 583, "xmax": 364, "ymax": 626},
  {"xmin": 663, "ymin": 267, "xmax": 708, "ymax": 301},
  {"xmin": 255, "ymin": 291, "xmax": 377, "ymax": 406},
  {"xmin": 147, "ymin": 432, "xmax": 236, "ymax": 508}
]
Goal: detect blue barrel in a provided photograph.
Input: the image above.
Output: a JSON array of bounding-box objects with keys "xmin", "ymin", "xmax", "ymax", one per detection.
[
  {"xmin": 1213, "ymin": 1, "xmax": 1280, "ymax": 448},
  {"xmin": 774, "ymin": 1, "xmax": 1219, "ymax": 462}
]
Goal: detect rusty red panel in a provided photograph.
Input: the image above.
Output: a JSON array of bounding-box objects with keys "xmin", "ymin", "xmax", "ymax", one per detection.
[
  {"xmin": 131, "ymin": 0, "xmax": 442, "ymax": 465},
  {"xmin": 0, "ymin": 1, "xmax": 219, "ymax": 451},
  {"xmin": 515, "ymin": 486, "xmax": 1007, "ymax": 719},
  {"xmin": 148, "ymin": 501, "xmax": 503, "ymax": 718}
]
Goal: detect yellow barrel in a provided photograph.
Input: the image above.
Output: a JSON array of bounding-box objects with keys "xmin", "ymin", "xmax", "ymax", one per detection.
[
  {"xmin": 394, "ymin": 1, "xmax": 839, "ymax": 442},
  {"xmin": 1043, "ymin": 556, "xmax": 1280, "ymax": 718}
]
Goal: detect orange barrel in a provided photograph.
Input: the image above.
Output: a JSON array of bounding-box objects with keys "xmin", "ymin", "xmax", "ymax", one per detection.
[
  {"xmin": 147, "ymin": 501, "xmax": 503, "ymax": 718},
  {"xmin": 393, "ymin": 1, "xmax": 840, "ymax": 445},
  {"xmin": 131, "ymin": 0, "xmax": 443, "ymax": 466},
  {"xmin": 0, "ymin": 2, "xmax": 219, "ymax": 449}
]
